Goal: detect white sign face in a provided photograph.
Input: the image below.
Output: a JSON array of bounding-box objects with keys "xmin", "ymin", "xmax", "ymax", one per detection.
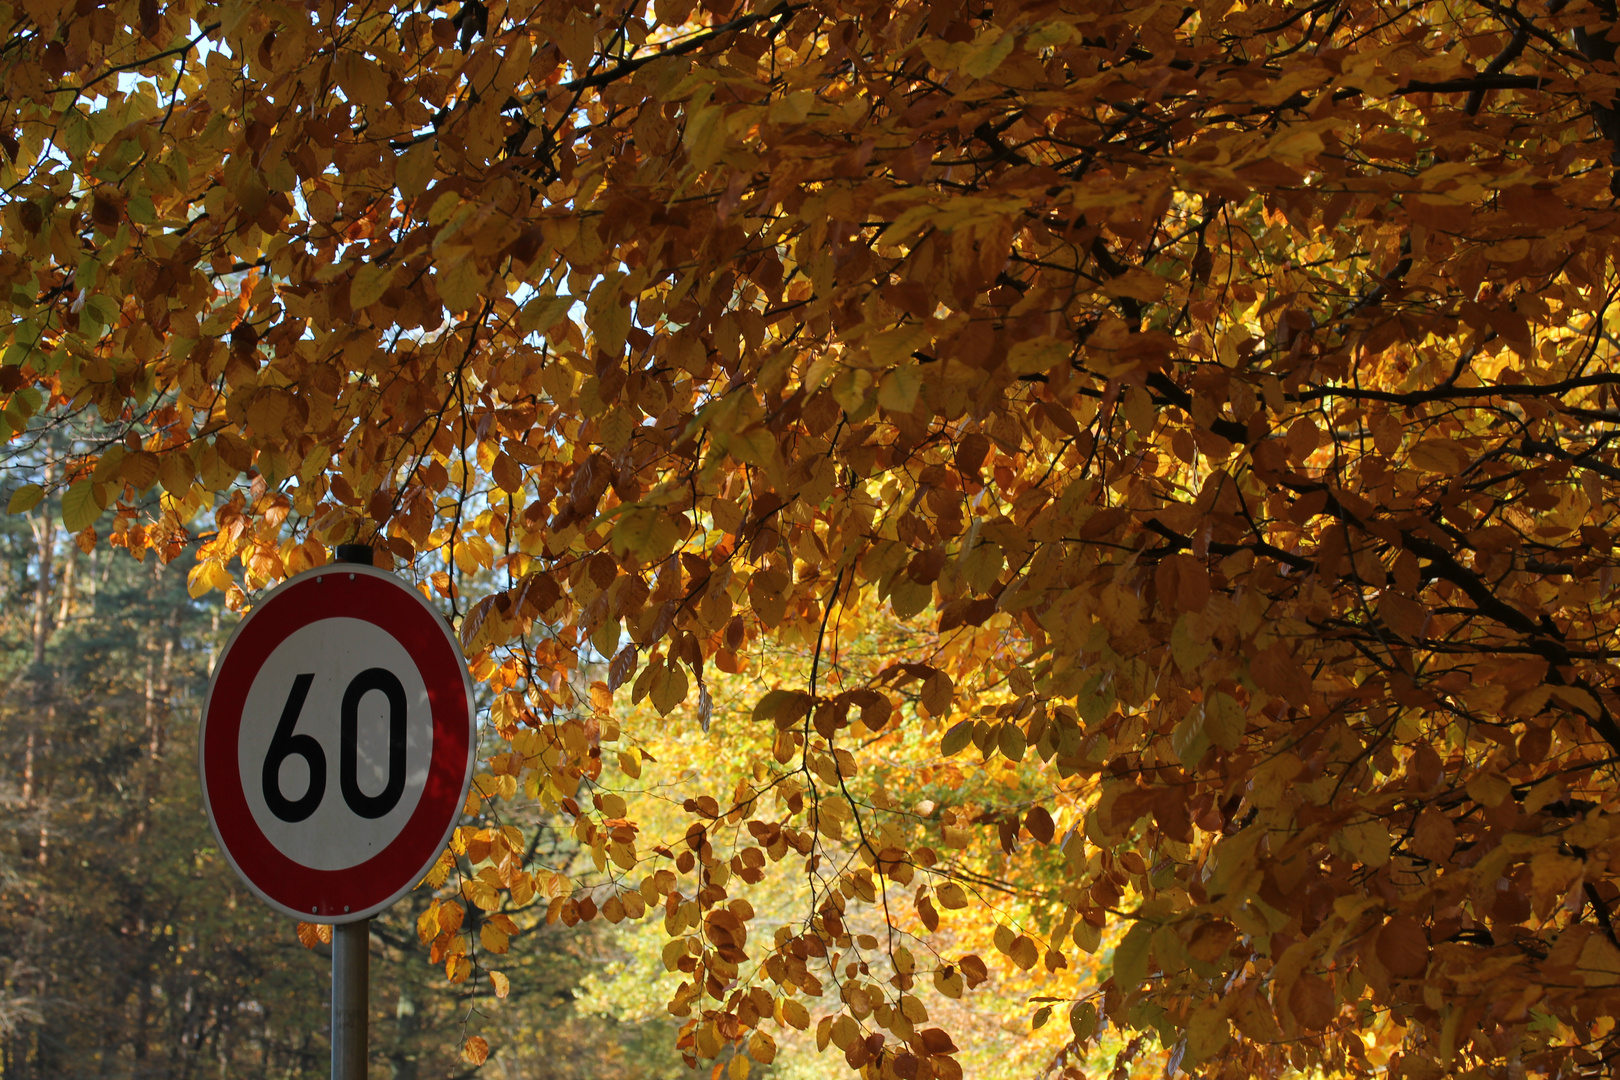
[
  {"xmin": 201, "ymin": 564, "xmax": 476, "ymax": 923},
  {"xmin": 237, "ymin": 618, "xmax": 434, "ymax": 871}
]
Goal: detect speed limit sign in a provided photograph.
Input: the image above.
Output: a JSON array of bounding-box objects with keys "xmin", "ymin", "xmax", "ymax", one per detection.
[{"xmin": 200, "ymin": 562, "xmax": 475, "ymax": 922}]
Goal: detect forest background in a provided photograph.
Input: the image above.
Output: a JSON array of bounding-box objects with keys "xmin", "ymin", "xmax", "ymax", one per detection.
[{"xmin": 7, "ymin": 0, "xmax": 1620, "ymax": 1078}]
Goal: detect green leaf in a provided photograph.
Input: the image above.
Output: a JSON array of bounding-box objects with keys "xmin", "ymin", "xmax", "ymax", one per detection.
[
  {"xmin": 752, "ymin": 688, "xmax": 806, "ymax": 725},
  {"xmin": 584, "ymin": 271, "xmax": 631, "ymax": 357},
  {"xmin": 877, "ymin": 364, "xmax": 922, "ymax": 414},
  {"xmin": 12, "ymin": 386, "xmax": 42, "ymax": 415},
  {"xmin": 519, "ymin": 293, "xmax": 574, "ymax": 335},
  {"xmin": 941, "ymin": 720, "xmax": 975, "ymax": 757},
  {"xmin": 1170, "ymin": 713, "xmax": 1211, "ymax": 769},
  {"xmin": 1202, "ymin": 691, "xmax": 1245, "ymax": 750},
  {"xmin": 649, "ymin": 661, "xmax": 688, "ymax": 717},
  {"xmin": 997, "ymin": 721, "xmax": 1026, "ymax": 762},
  {"xmin": 1113, "ymin": 922, "xmax": 1152, "ymax": 990},
  {"xmin": 610, "ymin": 507, "xmax": 680, "ymax": 561},
  {"xmin": 61, "ymin": 480, "xmax": 101, "ymax": 533},
  {"xmin": 1070, "ymin": 1000, "xmax": 1097, "ymax": 1041},
  {"xmin": 7, "ymin": 483, "xmax": 43, "ymax": 514},
  {"xmin": 350, "ymin": 262, "xmax": 395, "ymax": 310},
  {"xmin": 1170, "ymin": 614, "xmax": 1213, "ymax": 674},
  {"xmin": 961, "ymin": 27, "xmax": 1015, "ymax": 78}
]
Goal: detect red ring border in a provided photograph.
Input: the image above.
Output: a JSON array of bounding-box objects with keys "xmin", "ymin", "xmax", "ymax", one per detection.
[{"xmin": 200, "ymin": 565, "xmax": 474, "ymax": 922}]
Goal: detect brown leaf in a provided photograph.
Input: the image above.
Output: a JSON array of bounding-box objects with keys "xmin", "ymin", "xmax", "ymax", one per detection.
[
  {"xmin": 609, "ymin": 644, "xmax": 638, "ymax": 690},
  {"xmin": 1409, "ymin": 810, "xmax": 1455, "ymax": 864},
  {"xmin": 1375, "ymin": 916, "xmax": 1430, "ymax": 978},
  {"xmin": 1024, "ymin": 806, "xmax": 1055, "ymax": 844},
  {"xmin": 916, "ymin": 894, "xmax": 939, "ymax": 932},
  {"xmin": 1250, "ymin": 642, "xmax": 1311, "ymax": 704},
  {"xmin": 955, "ymin": 432, "xmax": 990, "ymax": 477},
  {"xmin": 1287, "ymin": 972, "xmax": 1335, "ymax": 1029},
  {"xmin": 1377, "ymin": 591, "xmax": 1429, "ymax": 640},
  {"xmin": 1188, "ymin": 920, "xmax": 1238, "ymax": 964},
  {"xmin": 937, "ymin": 596, "xmax": 997, "ymax": 633}
]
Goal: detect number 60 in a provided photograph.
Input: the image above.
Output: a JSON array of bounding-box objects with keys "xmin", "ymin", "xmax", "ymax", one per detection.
[{"xmin": 262, "ymin": 668, "xmax": 408, "ymax": 822}]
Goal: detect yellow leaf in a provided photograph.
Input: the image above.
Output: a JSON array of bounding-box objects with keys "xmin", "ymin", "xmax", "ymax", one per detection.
[
  {"xmin": 336, "ymin": 52, "xmax": 390, "ymax": 111},
  {"xmin": 1407, "ymin": 438, "xmax": 1470, "ymax": 475},
  {"xmin": 1579, "ymin": 934, "xmax": 1620, "ymax": 987},
  {"xmin": 1265, "ymin": 127, "xmax": 1325, "ymax": 165},
  {"xmin": 1170, "ymin": 713, "xmax": 1210, "ymax": 767},
  {"xmin": 1186, "ymin": 1002, "xmax": 1231, "ymax": 1060},
  {"xmin": 489, "ymin": 971, "xmax": 510, "ymax": 999},
  {"xmin": 1551, "ymin": 684, "xmax": 1599, "ymax": 718},
  {"xmin": 1464, "ymin": 772, "xmax": 1511, "ymax": 808},
  {"xmin": 780, "ymin": 998, "xmax": 810, "ymax": 1029},
  {"xmin": 556, "ymin": 10, "xmax": 595, "ymax": 70},
  {"xmin": 462, "ymin": 1036, "xmax": 489, "ymax": 1066},
  {"xmin": 1006, "ymin": 336, "xmax": 1068, "ymax": 376},
  {"xmin": 877, "ymin": 365, "xmax": 922, "ymax": 413},
  {"xmin": 394, "ymin": 140, "xmax": 436, "ymax": 200},
  {"xmin": 416, "ymin": 904, "xmax": 440, "ymax": 944},
  {"xmin": 480, "ymin": 922, "xmax": 510, "ymax": 953},
  {"xmin": 1234, "ymin": 994, "xmax": 1281, "ymax": 1041},
  {"xmin": 767, "ymin": 90, "xmax": 814, "ymax": 124},
  {"xmin": 159, "ymin": 451, "xmax": 195, "ymax": 496},
  {"xmin": 1171, "ymin": 614, "xmax": 1213, "ymax": 673},
  {"xmin": 867, "ymin": 325, "xmax": 926, "ymax": 367},
  {"xmin": 1102, "ymin": 269, "xmax": 1167, "ymax": 302},
  {"xmin": 1334, "ymin": 819, "xmax": 1391, "ymax": 867},
  {"xmin": 247, "ymin": 389, "xmax": 291, "ymax": 436}
]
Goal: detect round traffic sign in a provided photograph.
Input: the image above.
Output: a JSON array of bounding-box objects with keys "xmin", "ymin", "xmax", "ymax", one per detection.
[{"xmin": 201, "ymin": 563, "xmax": 475, "ymax": 922}]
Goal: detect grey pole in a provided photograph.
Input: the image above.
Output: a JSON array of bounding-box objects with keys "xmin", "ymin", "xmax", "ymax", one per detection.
[
  {"xmin": 332, "ymin": 919, "xmax": 370, "ymax": 1080},
  {"xmin": 332, "ymin": 543, "xmax": 374, "ymax": 1080}
]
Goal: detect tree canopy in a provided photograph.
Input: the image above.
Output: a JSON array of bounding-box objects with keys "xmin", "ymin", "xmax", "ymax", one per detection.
[{"xmin": 6, "ymin": 0, "xmax": 1620, "ymax": 1076}]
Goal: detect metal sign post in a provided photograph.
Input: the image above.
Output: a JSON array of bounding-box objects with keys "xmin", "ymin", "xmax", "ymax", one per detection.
[
  {"xmin": 331, "ymin": 545, "xmax": 373, "ymax": 1080},
  {"xmin": 333, "ymin": 917, "xmax": 370, "ymax": 1080}
]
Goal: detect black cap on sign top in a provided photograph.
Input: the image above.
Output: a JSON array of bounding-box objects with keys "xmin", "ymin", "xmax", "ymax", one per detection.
[{"xmin": 334, "ymin": 545, "xmax": 375, "ymax": 566}]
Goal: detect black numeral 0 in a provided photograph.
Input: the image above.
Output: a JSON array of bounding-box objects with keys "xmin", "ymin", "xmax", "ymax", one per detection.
[
  {"xmin": 263, "ymin": 673, "xmax": 325, "ymax": 822},
  {"xmin": 262, "ymin": 668, "xmax": 407, "ymax": 822},
  {"xmin": 340, "ymin": 668, "xmax": 408, "ymax": 819}
]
